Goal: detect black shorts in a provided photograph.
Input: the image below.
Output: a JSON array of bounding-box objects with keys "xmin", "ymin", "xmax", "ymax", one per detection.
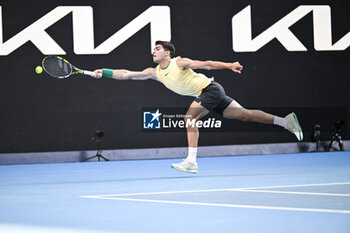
[{"xmin": 195, "ymin": 81, "xmax": 233, "ymax": 116}]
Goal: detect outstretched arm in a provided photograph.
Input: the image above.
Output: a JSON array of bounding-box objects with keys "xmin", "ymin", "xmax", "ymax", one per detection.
[
  {"xmin": 91, "ymin": 68, "xmax": 157, "ymax": 80},
  {"xmin": 176, "ymin": 58, "xmax": 243, "ymax": 74}
]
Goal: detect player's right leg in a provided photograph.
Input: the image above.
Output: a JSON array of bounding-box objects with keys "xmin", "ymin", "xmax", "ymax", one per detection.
[
  {"xmin": 171, "ymin": 101, "xmax": 209, "ymax": 173},
  {"xmin": 171, "ymin": 81, "xmax": 230, "ymax": 173},
  {"xmin": 222, "ymin": 100, "xmax": 303, "ymax": 141}
]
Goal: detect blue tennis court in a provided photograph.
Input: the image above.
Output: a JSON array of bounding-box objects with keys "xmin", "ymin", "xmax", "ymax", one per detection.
[{"xmin": 1, "ymin": 151, "xmax": 350, "ymax": 233}]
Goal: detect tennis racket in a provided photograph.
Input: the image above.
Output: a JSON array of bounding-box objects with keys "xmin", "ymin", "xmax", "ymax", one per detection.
[{"xmin": 42, "ymin": 56, "xmax": 94, "ymax": 79}]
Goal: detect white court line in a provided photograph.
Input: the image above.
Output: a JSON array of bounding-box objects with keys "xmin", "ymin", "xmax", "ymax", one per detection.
[
  {"xmin": 81, "ymin": 181, "xmax": 350, "ymax": 198},
  {"xmin": 239, "ymin": 182, "xmax": 350, "ymax": 190},
  {"xmin": 83, "ymin": 188, "xmax": 245, "ymax": 198},
  {"xmin": 82, "ymin": 195, "xmax": 350, "ymax": 214},
  {"xmin": 81, "ymin": 181, "xmax": 350, "ymax": 214},
  {"xmin": 233, "ymin": 189, "xmax": 350, "ymax": 197}
]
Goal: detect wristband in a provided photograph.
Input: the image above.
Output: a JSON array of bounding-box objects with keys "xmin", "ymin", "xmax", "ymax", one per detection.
[{"xmin": 102, "ymin": 68, "xmax": 114, "ymax": 78}]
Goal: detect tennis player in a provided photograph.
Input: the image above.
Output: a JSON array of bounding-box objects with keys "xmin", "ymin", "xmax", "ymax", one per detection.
[{"xmin": 91, "ymin": 41, "xmax": 303, "ymax": 173}]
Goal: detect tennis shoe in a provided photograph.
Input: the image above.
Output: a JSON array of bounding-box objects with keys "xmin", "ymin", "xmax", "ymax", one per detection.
[
  {"xmin": 286, "ymin": 112, "xmax": 303, "ymax": 141},
  {"xmin": 171, "ymin": 160, "xmax": 198, "ymax": 173}
]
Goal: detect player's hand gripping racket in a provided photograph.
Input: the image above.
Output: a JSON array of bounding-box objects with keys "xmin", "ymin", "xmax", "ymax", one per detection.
[{"xmin": 42, "ymin": 56, "xmax": 94, "ymax": 79}]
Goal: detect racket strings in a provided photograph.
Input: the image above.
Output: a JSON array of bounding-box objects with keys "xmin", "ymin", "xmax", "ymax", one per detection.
[{"xmin": 42, "ymin": 56, "xmax": 72, "ymax": 78}]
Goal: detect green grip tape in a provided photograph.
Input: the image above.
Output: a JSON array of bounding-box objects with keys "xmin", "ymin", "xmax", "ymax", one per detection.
[{"xmin": 102, "ymin": 68, "xmax": 113, "ymax": 78}]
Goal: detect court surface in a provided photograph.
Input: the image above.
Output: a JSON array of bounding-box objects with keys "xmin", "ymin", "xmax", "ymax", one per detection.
[{"xmin": 1, "ymin": 151, "xmax": 350, "ymax": 233}]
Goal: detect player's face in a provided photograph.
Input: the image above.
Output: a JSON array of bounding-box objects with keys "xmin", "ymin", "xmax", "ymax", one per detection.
[{"xmin": 152, "ymin": 45, "xmax": 169, "ymax": 63}]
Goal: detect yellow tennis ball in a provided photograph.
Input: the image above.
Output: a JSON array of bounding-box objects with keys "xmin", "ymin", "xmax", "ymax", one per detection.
[{"xmin": 35, "ymin": 66, "xmax": 43, "ymax": 74}]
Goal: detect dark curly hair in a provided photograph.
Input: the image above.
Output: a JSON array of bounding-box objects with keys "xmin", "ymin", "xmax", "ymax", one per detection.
[{"xmin": 155, "ymin": 41, "xmax": 176, "ymax": 57}]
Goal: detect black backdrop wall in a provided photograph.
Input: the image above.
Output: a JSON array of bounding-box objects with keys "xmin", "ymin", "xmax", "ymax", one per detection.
[{"xmin": 0, "ymin": 0, "xmax": 349, "ymax": 153}]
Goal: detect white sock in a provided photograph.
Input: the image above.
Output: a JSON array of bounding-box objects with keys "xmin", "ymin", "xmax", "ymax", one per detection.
[
  {"xmin": 274, "ymin": 116, "xmax": 288, "ymax": 129},
  {"xmin": 186, "ymin": 147, "xmax": 197, "ymax": 163}
]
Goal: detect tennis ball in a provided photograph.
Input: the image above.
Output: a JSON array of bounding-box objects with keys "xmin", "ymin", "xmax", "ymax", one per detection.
[{"xmin": 35, "ymin": 66, "xmax": 43, "ymax": 74}]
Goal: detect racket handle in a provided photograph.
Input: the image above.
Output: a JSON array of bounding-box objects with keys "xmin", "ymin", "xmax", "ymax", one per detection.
[{"xmin": 83, "ymin": 70, "xmax": 95, "ymax": 76}]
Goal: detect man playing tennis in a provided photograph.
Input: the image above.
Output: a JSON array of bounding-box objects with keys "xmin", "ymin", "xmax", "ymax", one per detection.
[{"xmin": 92, "ymin": 41, "xmax": 303, "ymax": 173}]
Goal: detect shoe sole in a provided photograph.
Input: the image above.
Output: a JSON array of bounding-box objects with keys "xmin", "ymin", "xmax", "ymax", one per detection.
[
  {"xmin": 171, "ymin": 164, "xmax": 198, "ymax": 173},
  {"xmin": 292, "ymin": 112, "xmax": 303, "ymax": 141}
]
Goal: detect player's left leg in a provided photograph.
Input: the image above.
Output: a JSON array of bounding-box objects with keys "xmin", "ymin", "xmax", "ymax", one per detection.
[
  {"xmin": 222, "ymin": 99, "xmax": 275, "ymax": 124},
  {"xmin": 222, "ymin": 99, "xmax": 303, "ymax": 141}
]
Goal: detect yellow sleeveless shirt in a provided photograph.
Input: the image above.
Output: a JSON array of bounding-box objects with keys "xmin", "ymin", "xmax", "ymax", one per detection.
[{"xmin": 155, "ymin": 57, "xmax": 212, "ymax": 97}]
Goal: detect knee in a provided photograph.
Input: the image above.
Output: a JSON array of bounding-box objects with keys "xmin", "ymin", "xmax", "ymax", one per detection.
[
  {"xmin": 184, "ymin": 115, "xmax": 198, "ymax": 132},
  {"xmin": 184, "ymin": 114, "xmax": 194, "ymax": 125},
  {"xmin": 223, "ymin": 107, "xmax": 252, "ymax": 121},
  {"xmin": 240, "ymin": 110, "xmax": 253, "ymax": 122}
]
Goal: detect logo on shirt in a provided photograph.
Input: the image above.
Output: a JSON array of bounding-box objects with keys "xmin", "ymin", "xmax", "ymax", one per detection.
[{"xmin": 143, "ymin": 109, "xmax": 162, "ymax": 129}]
